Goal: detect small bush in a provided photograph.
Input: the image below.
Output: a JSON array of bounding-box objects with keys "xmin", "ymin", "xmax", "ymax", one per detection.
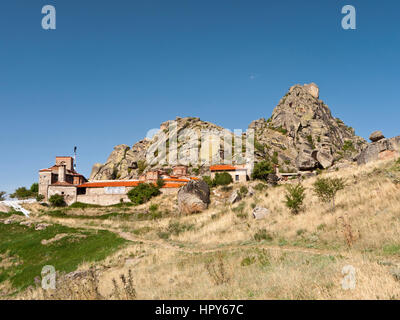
[
  {"xmin": 253, "ymin": 229, "xmax": 273, "ymax": 242},
  {"xmin": 254, "ymin": 183, "xmax": 267, "ymax": 191},
  {"xmin": 167, "ymin": 221, "xmax": 194, "ymax": 236},
  {"xmin": 202, "ymin": 176, "xmax": 215, "ymax": 188},
  {"xmin": 241, "ymin": 256, "xmax": 256, "ymax": 266},
  {"xmin": 157, "ymin": 231, "xmax": 170, "ymax": 239},
  {"xmin": 127, "ymin": 183, "xmax": 161, "ymax": 205},
  {"xmin": 137, "ymin": 160, "xmax": 147, "ymax": 175},
  {"xmin": 205, "ymin": 253, "xmax": 231, "ymax": 285},
  {"xmin": 284, "ymin": 184, "xmax": 306, "ymax": 214},
  {"xmin": 213, "ymin": 172, "xmax": 233, "ymax": 186},
  {"xmin": 232, "ymin": 202, "xmax": 246, "ymax": 215},
  {"xmin": 156, "ymin": 179, "xmax": 165, "ymax": 188},
  {"xmin": 239, "ymin": 186, "xmax": 248, "ymax": 197},
  {"xmin": 313, "ymin": 177, "xmax": 346, "ymax": 210},
  {"xmin": 252, "ymin": 161, "xmax": 274, "ymax": 180},
  {"xmin": 149, "ymin": 204, "xmax": 158, "ymax": 212},
  {"xmin": 49, "ymin": 194, "xmax": 66, "ymax": 207}
]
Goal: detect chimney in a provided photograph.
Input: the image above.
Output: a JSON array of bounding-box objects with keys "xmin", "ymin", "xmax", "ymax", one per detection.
[{"xmin": 58, "ymin": 165, "xmax": 66, "ymax": 183}]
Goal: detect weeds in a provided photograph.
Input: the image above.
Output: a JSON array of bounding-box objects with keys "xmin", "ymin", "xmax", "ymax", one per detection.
[{"xmin": 205, "ymin": 253, "xmax": 231, "ymax": 285}]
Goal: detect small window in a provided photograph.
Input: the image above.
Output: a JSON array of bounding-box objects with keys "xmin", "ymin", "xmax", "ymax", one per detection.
[
  {"xmin": 61, "ymin": 192, "xmax": 65, "ymax": 195},
  {"xmin": 235, "ymin": 175, "xmax": 239, "ymax": 181}
]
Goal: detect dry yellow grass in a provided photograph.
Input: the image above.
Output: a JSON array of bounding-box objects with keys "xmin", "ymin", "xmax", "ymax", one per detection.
[{"xmin": 9, "ymin": 158, "xmax": 400, "ymax": 300}]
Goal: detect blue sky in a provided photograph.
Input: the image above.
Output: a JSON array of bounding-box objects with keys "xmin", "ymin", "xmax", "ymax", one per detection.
[{"xmin": 0, "ymin": 0, "xmax": 399, "ymax": 194}]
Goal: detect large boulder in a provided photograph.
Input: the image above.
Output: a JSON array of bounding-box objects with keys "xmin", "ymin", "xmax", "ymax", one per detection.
[
  {"xmin": 177, "ymin": 180, "xmax": 210, "ymax": 215},
  {"xmin": 0, "ymin": 204, "xmax": 10, "ymax": 213},
  {"xmin": 357, "ymin": 136, "xmax": 400, "ymax": 165},
  {"xmin": 252, "ymin": 206, "xmax": 270, "ymax": 220},
  {"xmin": 369, "ymin": 131, "xmax": 385, "ymax": 142},
  {"xmin": 229, "ymin": 190, "xmax": 242, "ymax": 204}
]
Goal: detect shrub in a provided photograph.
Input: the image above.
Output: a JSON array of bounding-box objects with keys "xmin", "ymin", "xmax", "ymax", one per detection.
[
  {"xmin": 167, "ymin": 221, "xmax": 194, "ymax": 236},
  {"xmin": 205, "ymin": 253, "xmax": 231, "ymax": 285},
  {"xmin": 213, "ymin": 172, "xmax": 233, "ymax": 186},
  {"xmin": 284, "ymin": 184, "xmax": 306, "ymax": 214},
  {"xmin": 137, "ymin": 160, "xmax": 147, "ymax": 175},
  {"xmin": 202, "ymin": 176, "xmax": 215, "ymax": 188},
  {"xmin": 0, "ymin": 191, "xmax": 6, "ymax": 201},
  {"xmin": 49, "ymin": 194, "xmax": 66, "ymax": 207},
  {"xmin": 342, "ymin": 140, "xmax": 356, "ymax": 153},
  {"xmin": 252, "ymin": 161, "xmax": 273, "ymax": 180},
  {"xmin": 254, "ymin": 183, "xmax": 267, "ymax": 191},
  {"xmin": 36, "ymin": 194, "xmax": 45, "ymax": 202},
  {"xmin": 271, "ymin": 151, "xmax": 279, "ymax": 165},
  {"xmin": 156, "ymin": 179, "xmax": 165, "ymax": 188},
  {"xmin": 30, "ymin": 183, "xmax": 39, "ymax": 193},
  {"xmin": 10, "ymin": 185, "xmax": 37, "ymax": 199},
  {"xmin": 149, "ymin": 204, "xmax": 158, "ymax": 212},
  {"xmin": 253, "ymin": 229, "xmax": 273, "ymax": 242},
  {"xmin": 313, "ymin": 177, "xmax": 346, "ymax": 210},
  {"xmin": 239, "ymin": 186, "xmax": 248, "ymax": 197},
  {"xmin": 127, "ymin": 183, "xmax": 161, "ymax": 205},
  {"xmin": 254, "ymin": 141, "xmax": 265, "ymax": 153}
]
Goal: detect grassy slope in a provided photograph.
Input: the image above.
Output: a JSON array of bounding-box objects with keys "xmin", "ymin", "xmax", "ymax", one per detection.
[
  {"xmin": 0, "ymin": 221, "xmax": 127, "ymax": 293},
  {"xmin": 7, "ymin": 158, "xmax": 400, "ymax": 299}
]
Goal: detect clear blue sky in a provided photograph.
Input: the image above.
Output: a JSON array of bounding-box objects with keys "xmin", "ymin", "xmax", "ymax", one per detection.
[{"xmin": 1, "ymin": 0, "xmax": 399, "ymax": 194}]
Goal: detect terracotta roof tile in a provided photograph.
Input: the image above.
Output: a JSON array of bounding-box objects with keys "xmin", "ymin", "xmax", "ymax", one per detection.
[{"xmin": 210, "ymin": 165, "xmax": 245, "ymax": 171}]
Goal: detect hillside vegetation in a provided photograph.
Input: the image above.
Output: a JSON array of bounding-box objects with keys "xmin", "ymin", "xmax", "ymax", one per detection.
[{"xmin": 2, "ymin": 158, "xmax": 400, "ymax": 299}]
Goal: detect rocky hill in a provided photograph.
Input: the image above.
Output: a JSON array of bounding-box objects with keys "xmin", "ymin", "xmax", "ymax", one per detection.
[
  {"xmin": 90, "ymin": 117, "xmax": 228, "ymax": 180},
  {"xmin": 90, "ymin": 83, "xmax": 367, "ymax": 180},
  {"xmin": 249, "ymin": 83, "xmax": 367, "ymax": 172}
]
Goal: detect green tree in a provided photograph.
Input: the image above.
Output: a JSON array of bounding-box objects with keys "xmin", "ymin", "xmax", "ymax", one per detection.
[
  {"xmin": 313, "ymin": 177, "xmax": 346, "ymax": 210},
  {"xmin": 30, "ymin": 183, "xmax": 39, "ymax": 193},
  {"xmin": 127, "ymin": 183, "xmax": 161, "ymax": 205},
  {"xmin": 213, "ymin": 172, "xmax": 233, "ymax": 186},
  {"xmin": 10, "ymin": 187, "xmax": 34, "ymax": 199},
  {"xmin": 202, "ymin": 176, "xmax": 215, "ymax": 188},
  {"xmin": 137, "ymin": 160, "xmax": 147, "ymax": 175},
  {"xmin": 252, "ymin": 161, "xmax": 274, "ymax": 180},
  {"xmin": 284, "ymin": 184, "xmax": 306, "ymax": 214},
  {"xmin": 156, "ymin": 178, "xmax": 165, "ymax": 188},
  {"xmin": 0, "ymin": 191, "xmax": 6, "ymax": 201},
  {"xmin": 49, "ymin": 194, "xmax": 66, "ymax": 207}
]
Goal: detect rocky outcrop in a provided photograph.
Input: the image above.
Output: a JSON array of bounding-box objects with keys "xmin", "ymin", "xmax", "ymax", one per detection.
[
  {"xmin": 177, "ymin": 180, "xmax": 210, "ymax": 214},
  {"xmin": 91, "ymin": 83, "xmax": 367, "ymax": 179},
  {"xmin": 90, "ymin": 117, "xmax": 229, "ymax": 180},
  {"xmin": 357, "ymin": 135, "xmax": 400, "ymax": 165},
  {"xmin": 252, "ymin": 206, "xmax": 269, "ymax": 220},
  {"xmin": 249, "ymin": 83, "xmax": 367, "ymax": 171},
  {"xmin": 229, "ymin": 190, "xmax": 242, "ymax": 204},
  {"xmin": 369, "ymin": 131, "xmax": 385, "ymax": 142}
]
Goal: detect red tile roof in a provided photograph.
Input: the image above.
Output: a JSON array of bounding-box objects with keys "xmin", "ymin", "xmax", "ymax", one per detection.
[
  {"xmin": 77, "ymin": 181, "xmax": 142, "ymax": 188},
  {"xmin": 210, "ymin": 165, "xmax": 244, "ymax": 171}
]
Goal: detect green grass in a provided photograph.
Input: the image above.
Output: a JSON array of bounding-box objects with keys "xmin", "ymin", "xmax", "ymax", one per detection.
[
  {"xmin": 0, "ymin": 222, "xmax": 127, "ymax": 292},
  {"xmin": 0, "ymin": 210, "xmax": 25, "ymax": 218},
  {"xmin": 383, "ymin": 244, "xmax": 400, "ymax": 256},
  {"xmin": 46, "ymin": 210, "xmax": 134, "ymax": 221},
  {"xmin": 46, "ymin": 209, "xmax": 166, "ymax": 222}
]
